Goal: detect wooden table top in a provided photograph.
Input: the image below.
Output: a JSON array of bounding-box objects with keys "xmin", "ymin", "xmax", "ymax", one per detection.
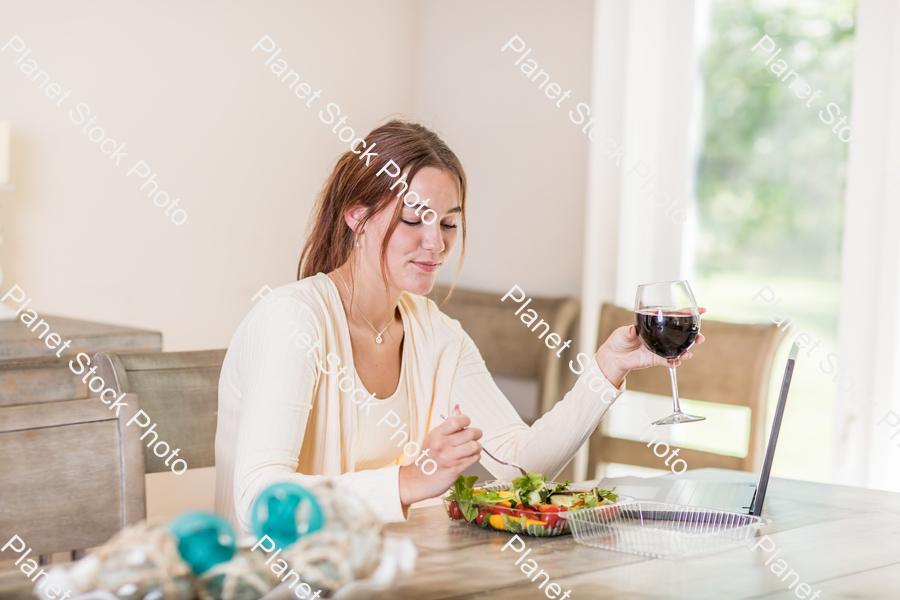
[
  {"xmin": 380, "ymin": 469, "xmax": 900, "ymax": 600},
  {"xmin": 2, "ymin": 469, "xmax": 898, "ymax": 600},
  {"xmin": 0, "ymin": 314, "xmax": 161, "ymax": 361}
]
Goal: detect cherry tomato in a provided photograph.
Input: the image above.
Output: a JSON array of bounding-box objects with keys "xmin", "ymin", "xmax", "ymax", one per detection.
[
  {"xmin": 538, "ymin": 504, "xmax": 562, "ymax": 513},
  {"xmin": 476, "ymin": 509, "xmax": 489, "ymax": 526},
  {"xmin": 542, "ymin": 513, "xmax": 563, "ymax": 528},
  {"xmin": 488, "ymin": 504, "xmax": 512, "ymax": 516},
  {"xmin": 559, "ymin": 505, "xmax": 569, "ymax": 511},
  {"xmin": 449, "ymin": 500, "xmax": 464, "ymax": 521}
]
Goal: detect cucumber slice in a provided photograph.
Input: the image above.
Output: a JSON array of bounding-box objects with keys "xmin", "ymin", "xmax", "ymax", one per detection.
[{"xmin": 549, "ymin": 494, "xmax": 575, "ymax": 507}]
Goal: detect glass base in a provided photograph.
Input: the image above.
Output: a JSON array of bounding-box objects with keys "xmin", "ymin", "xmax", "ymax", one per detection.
[{"xmin": 653, "ymin": 411, "xmax": 706, "ymax": 425}]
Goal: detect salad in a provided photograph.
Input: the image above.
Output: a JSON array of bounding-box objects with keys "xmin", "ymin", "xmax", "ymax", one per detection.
[{"xmin": 444, "ymin": 473, "xmax": 619, "ymax": 537}]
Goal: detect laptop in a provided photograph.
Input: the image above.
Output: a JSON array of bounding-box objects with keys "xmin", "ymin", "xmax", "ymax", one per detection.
[{"xmin": 598, "ymin": 341, "xmax": 799, "ymax": 516}]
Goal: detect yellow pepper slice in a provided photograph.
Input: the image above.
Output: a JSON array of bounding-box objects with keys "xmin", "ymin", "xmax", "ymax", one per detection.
[{"xmin": 489, "ymin": 515, "xmax": 506, "ymax": 530}]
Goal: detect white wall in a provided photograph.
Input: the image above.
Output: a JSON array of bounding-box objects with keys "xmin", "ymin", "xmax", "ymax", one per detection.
[
  {"xmin": 412, "ymin": 0, "xmax": 598, "ymax": 482},
  {"xmin": 1, "ymin": 0, "xmax": 600, "ymax": 342},
  {"xmin": 420, "ymin": 0, "xmax": 596, "ymax": 298},
  {"xmin": 0, "ymin": 0, "xmax": 418, "ymax": 354}
]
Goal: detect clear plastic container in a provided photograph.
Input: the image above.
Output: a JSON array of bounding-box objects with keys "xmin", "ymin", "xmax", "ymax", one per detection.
[
  {"xmin": 442, "ymin": 480, "xmax": 621, "ymax": 537},
  {"xmin": 564, "ymin": 501, "xmax": 766, "ymax": 558}
]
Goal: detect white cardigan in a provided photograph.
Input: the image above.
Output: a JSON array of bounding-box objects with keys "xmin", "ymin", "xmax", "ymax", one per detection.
[{"xmin": 214, "ymin": 273, "xmax": 624, "ymax": 533}]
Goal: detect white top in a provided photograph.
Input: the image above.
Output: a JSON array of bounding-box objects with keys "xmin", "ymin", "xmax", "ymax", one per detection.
[
  {"xmin": 354, "ymin": 367, "xmax": 409, "ymax": 470},
  {"xmin": 214, "ymin": 273, "xmax": 625, "ymax": 534}
]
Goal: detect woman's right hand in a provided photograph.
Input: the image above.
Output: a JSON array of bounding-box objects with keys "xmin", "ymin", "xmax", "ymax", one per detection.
[{"xmin": 398, "ymin": 404, "xmax": 482, "ymax": 506}]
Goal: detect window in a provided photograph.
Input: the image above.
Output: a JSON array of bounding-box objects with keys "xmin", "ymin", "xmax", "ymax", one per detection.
[{"xmin": 692, "ymin": 0, "xmax": 857, "ymax": 482}]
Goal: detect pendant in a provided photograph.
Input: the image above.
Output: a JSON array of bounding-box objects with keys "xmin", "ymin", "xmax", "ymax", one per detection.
[{"xmin": 376, "ymin": 335, "xmax": 382, "ymax": 344}]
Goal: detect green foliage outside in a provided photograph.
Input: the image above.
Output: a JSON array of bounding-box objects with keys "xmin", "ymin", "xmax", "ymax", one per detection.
[
  {"xmin": 691, "ymin": 0, "xmax": 856, "ymax": 483},
  {"xmin": 696, "ymin": 0, "xmax": 856, "ymax": 280}
]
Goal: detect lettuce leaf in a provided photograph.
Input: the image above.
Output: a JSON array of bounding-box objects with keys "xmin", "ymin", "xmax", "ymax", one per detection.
[
  {"xmin": 473, "ymin": 489, "xmax": 509, "ymax": 505},
  {"xmin": 513, "ymin": 472, "xmax": 545, "ymax": 496},
  {"xmin": 551, "ymin": 479, "xmax": 571, "ymax": 493},
  {"xmin": 502, "ymin": 514, "xmax": 527, "ymax": 534},
  {"xmin": 447, "ymin": 475, "xmax": 479, "ymax": 521},
  {"xmin": 598, "ymin": 486, "xmax": 619, "ymax": 504},
  {"xmin": 447, "ymin": 475, "xmax": 478, "ymax": 502},
  {"xmin": 579, "ymin": 493, "xmax": 600, "ymax": 509},
  {"xmin": 571, "ymin": 486, "xmax": 618, "ymax": 509},
  {"xmin": 460, "ymin": 501, "xmax": 478, "ymax": 522},
  {"xmin": 513, "ymin": 472, "xmax": 551, "ymax": 506}
]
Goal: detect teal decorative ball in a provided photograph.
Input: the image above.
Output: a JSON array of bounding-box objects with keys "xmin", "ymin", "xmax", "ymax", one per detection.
[
  {"xmin": 168, "ymin": 511, "xmax": 236, "ymax": 575},
  {"xmin": 251, "ymin": 482, "xmax": 325, "ymax": 550}
]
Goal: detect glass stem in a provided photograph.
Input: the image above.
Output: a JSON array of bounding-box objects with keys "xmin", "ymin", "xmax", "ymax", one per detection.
[{"xmin": 668, "ymin": 360, "xmax": 683, "ymax": 414}]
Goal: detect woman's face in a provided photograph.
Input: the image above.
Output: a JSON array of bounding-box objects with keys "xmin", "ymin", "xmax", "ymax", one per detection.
[{"xmin": 363, "ymin": 166, "xmax": 461, "ymax": 296}]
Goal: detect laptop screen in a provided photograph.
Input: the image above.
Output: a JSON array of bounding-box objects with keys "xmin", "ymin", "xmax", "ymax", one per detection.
[{"xmin": 751, "ymin": 342, "xmax": 799, "ymax": 516}]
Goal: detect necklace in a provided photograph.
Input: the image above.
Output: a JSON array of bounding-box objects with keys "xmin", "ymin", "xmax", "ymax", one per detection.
[{"xmin": 336, "ymin": 269, "xmax": 391, "ymax": 344}]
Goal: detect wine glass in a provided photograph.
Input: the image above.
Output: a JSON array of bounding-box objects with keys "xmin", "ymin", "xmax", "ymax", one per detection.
[{"xmin": 634, "ymin": 281, "xmax": 704, "ymax": 425}]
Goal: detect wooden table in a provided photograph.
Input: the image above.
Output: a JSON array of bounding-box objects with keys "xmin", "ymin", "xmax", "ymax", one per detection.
[
  {"xmin": 0, "ymin": 314, "xmax": 161, "ymax": 407},
  {"xmin": 381, "ymin": 469, "xmax": 900, "ymax": 600},
  {"xmin": 2, "ymin": 469, "xmax": 898, "ymax": 600}
]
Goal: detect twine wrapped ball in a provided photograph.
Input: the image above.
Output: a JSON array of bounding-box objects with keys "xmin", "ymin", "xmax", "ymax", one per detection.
[
  {"xmin": 194, "ymin": 548, "xmax": 280, "ymax": 600},
  {"xmin": 79, "ymin": 520, "xmax": 194, "ymax": 600},
  {"xmin": 277, "ymin": 481, "xmax": 384, "ymax": 597}
]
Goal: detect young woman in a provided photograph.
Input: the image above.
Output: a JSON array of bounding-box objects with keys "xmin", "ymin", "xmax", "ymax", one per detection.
[{"xmin": 214, "ymin": 120, "xmax": 703, "ymax": 533}]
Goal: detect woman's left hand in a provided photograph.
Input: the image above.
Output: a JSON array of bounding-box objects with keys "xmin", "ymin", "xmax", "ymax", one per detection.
[{"xmin": 594, "ymin": 308, "xmax": 707, "ymax": 388}]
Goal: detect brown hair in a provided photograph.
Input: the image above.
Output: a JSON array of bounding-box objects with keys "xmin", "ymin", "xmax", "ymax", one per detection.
[{"xmin": 298, "ymin": 120, "xmax": 467, "ymax": 299}]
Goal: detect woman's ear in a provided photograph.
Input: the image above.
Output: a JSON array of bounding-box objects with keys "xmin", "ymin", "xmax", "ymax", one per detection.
[{"xmin": 344, "ymin": 206, "xmax": 368, "ymax": 233}]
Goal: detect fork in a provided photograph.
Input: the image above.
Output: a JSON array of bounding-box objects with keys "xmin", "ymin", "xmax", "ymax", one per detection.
[{"xmin": 440, "ymin": 412, "xmax": 529, "ymax": 477}]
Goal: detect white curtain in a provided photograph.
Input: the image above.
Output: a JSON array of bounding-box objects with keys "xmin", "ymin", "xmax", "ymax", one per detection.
[
  {"xmin": 613, "ymin": 0, "xmax": 704, "ymax": 306},
  {"xmin": 575, "ymin": 0, "xmax": 703, "ymax": 480},
  {"xmin": 833, "ymin": 0, "xmax": 900, "ymax": 491}
]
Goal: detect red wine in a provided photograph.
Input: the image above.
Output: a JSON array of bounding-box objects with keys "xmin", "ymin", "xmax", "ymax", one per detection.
[{"xmin": 635, "ymin": 309, "xmax": 699, "ymax": 359}]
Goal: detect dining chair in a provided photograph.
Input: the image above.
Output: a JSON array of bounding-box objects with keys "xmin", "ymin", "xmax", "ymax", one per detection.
[
  {"xmin": 588, "ymin": 302, "xmax": 787, "ymax": 477},
  {"xmin": 430, "ymin": 284, "xmax": 580, "ymax": 425},
  {"xmin": 0, "ymin": 395, "xmax": 146, "ymax": 563},
  {"xmin": 92, "ymin": 349, "xmax": 226, "ymax": 473}
]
